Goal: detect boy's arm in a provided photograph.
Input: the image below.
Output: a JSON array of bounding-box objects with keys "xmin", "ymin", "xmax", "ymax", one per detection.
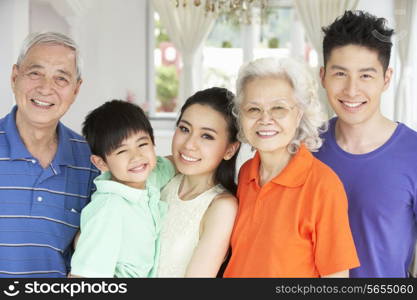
[
  {"xmin": 164, "ymin": 155, "xmax": 178, "ymax": 174},
  {"xmin": 70, "ymin": 199, "xmax": 123, "ymax": 278},
  {"xmin": 155, "ymin": 156, "xmax": 177, "ymax": 189}
]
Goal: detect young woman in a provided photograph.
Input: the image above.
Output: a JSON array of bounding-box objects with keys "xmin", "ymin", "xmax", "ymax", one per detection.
[{"xmin": 157, "ymin": 87, "xmax": 240, "ymax": 277}]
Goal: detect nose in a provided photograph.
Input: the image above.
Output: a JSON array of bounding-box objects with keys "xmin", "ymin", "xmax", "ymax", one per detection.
[
  {"xmin": 184, "ymin": 134, "xmax": 198, "ymax": 150},
  {"xmin": 344, "ymin": 77, "xmax": 358, "ymax": 97},
  {"xmin": 36, "ymin": 77, "xmax": 54, "ymax": 95},
  {"xmin": 258, "ymin": 108, "xmax": 273, "ymax": 124},
  {"xmin": 130, "ymin": 148, "xmax": 145, "ymax": 162}
]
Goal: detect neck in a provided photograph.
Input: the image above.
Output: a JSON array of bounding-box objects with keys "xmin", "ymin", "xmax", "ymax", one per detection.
[
  {"xmin": 179, "ymin": 172, "xmax": 216, "ymax": 201},
  {"xmin": 258, "ymin": 147, "xmax": 292, "ymax": 186},
  {"xmin": 335, "ymin": 113, "xmax": 397, "ymax": 154},
  {"xmin": 15, "ymin": 113, "xmax": 59, "ymax": 167}
]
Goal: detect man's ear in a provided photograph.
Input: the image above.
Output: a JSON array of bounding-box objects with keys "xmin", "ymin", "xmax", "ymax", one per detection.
[
  {"xmin": 319, "ymin": 66, "xmax": 326, "ymax": 88},
  {"xmin": 90, "ymin": 154, "xmax": 109, "ymax": 172},
  {"xmin": 74, "ymin": 79, "xmax": 83, "ymax": 96},
  {"xmin": 224, "ymin": 141, "xmax": 241, "ymax": 160},
  {"xmin": 11, "ymin": 64, "xmax": 19, "ymax": 91},
  {"xmin": 383, "ymin": 67, "xmax": 393, "ymax": 92}
]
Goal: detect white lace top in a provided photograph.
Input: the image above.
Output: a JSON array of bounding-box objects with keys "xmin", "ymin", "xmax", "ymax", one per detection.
[{"xmin": 157, "ymin": 174, "xmax": 225, "ymax": 277}]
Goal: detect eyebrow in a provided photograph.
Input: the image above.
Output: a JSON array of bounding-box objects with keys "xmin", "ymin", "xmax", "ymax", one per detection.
[
  {"xmin": 330, "ymin": 65, "xmax": 378, "ymax": 73},
  {"xmin": 57, "ymin": 69, "xmax": 73, "ymax": 78},
  {"xmin": 244, "ymin": 99, "xmax": 290, "ymax": 106},
  {"xmin": 25, "ymin": 64, "xmax": 74, "ymax": 78},
  {"xmin": 179, "ymin": 119, "xmax": 218, "ymax": 134},
  {"xmin": 25, "ymin": 64, "xmax": 44, "ymax": 70},
  {"xmin": 117, "ymin": 136, "xmax": 150, "ymax": 147}
]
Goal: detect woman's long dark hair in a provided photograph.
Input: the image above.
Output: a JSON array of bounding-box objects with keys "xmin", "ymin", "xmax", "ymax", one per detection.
[{"xmin": 177, "ymin": 87, "xmax": 240, "ymax": 195}]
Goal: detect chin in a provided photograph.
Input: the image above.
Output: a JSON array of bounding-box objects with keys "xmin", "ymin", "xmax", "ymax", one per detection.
[{"xmin": 253, "ymin": 141, "xmax": 289, "ymax": 153}]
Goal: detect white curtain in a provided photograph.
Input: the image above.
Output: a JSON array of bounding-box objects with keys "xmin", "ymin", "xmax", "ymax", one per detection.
[
  {"xmin": 394, "ymin": 0, "xmax": 417, "ymax": 129},
  {"xmin": 151, "ymin": 0, "xmax": 216, "ymax": 106},
  {"xmin": 294, "ymin": 0, "xmax": 359, "ymax": 117},
  {"xmin": 396, "ymin": 1, "xmax": 417, "ymax": 277}
]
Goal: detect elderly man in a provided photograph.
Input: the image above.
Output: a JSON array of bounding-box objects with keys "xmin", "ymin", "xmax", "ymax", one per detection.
[{"xmin": 0, "ymin": 32, "xmax": 98, "ymax": 278}]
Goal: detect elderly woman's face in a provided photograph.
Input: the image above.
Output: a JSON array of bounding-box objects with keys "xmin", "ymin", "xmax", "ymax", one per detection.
[{"xmin": 240, "ymin": 76, "xmax": 302, "ymax": 153}]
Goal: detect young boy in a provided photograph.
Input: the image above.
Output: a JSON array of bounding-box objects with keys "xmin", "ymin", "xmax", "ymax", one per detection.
[
  {"xmin": 70, "ymin": 100, "xmax": 175, "ymax": 277},
  {"xmin": 315, "ymin": 10, "xmax": 417, "ymax": 277}
]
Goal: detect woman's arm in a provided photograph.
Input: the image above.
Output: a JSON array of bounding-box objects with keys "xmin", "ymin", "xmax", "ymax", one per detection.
[
  {"xmin": 322, "ymin": 270, "xmax": 349, "ymax": 278},
  {"xmin": 184, "ymin": 193, "xmax": 238, "ymax": 277}
]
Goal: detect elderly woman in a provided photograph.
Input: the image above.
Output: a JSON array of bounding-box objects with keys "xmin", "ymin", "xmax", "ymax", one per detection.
[{"xmin": 223, "ymin": 57, "xmax": 359, "ymax": 278}]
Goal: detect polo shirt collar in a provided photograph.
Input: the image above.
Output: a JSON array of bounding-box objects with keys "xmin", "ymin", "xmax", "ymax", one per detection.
[
  {"xmin": 52, "ymin": 122, "xmax": 75, "ymax": 167},
  {"xmin": 5, "ymin": 106, "xmax": 32, "ymax": 159},
  {"xmin": 247, "ymin": 144, "xmax": 314, "ymax": 188},
  {"xmin": 5, "ymin": 106, "xmax": 75, "ymax": 167},
  {"xmin": 93, "ymin": 171, "xmax": 147, "ymax": 204}
]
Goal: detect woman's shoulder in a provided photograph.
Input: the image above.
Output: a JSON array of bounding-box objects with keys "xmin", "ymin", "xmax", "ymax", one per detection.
[
  {"xmin": 310, "ymin": 155, "xmax": 343, "ymax": 184},
  {"xmin": 210, "ymin": 191, "xmax": 238, "ymax": 210}
]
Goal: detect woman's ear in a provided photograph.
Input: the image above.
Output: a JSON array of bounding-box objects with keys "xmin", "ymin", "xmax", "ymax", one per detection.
[
  {"xmin": 224, "ymin": 141, "xmax": 241, "ymax": 160},
  {"xmin": 296, "ymin": 110, "xmax": 304, "ymax": 128},
  {"xmin": 90, "ymin": 155, "xmax": 109, "ymax": 172}
]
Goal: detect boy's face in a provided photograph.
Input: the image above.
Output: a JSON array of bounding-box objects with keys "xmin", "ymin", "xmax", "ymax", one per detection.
[
  {"xmin": 92, "ymin": 131, "xmax": 156, "ymax": 189},
  {"xmin": 320, "ymin": 44, "xmax": 392, "ymax": 126}
]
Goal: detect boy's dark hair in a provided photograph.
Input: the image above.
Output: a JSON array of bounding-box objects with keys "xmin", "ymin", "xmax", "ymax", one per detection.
[
  {"xmin": 177, "ymin": 87, "xmax": 240, "ymax": 195},
  {"xmin": 82, "ymin": 100, "xmax": 154, "ymax": 160},
  {"xmin": 322, "ymin": 10, "xmax": 394, "ymax": 72}
]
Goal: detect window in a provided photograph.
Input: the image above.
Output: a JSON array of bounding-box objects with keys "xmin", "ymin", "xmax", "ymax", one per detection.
[
  {"xmin": 148, "ymin": 1, "xmax": 298, "ymax": 116},
  {"xmin": 152, "ymin": 12, "xmax": 181, "ymax": 115}
]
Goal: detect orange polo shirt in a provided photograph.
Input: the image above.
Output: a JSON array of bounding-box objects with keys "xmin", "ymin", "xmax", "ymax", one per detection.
[{"xmin": 224, "ymin": 145, "xmax": 359, "ymax": 277}]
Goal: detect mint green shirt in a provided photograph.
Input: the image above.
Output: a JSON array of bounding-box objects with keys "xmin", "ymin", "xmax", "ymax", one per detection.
[{"xmin": 70, "ymin": 156, "xmax": 175, "ymax": 278}]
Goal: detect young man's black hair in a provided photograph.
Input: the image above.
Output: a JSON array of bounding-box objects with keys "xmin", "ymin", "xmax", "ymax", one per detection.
[
  {"xmin": 322, "ymin": 10, "xmax": 394, "ymax": 72},
  {"xmin": 82, "ymin": 100, "xmax": 154, "ymax": 160}
]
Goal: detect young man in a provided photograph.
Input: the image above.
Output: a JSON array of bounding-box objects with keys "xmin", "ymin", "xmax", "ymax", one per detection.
[
  {"xmin": 315, "ymin": 10, "xmax": 417, "ymax": 277},
  {"xmin": 0, "ymin": 32, "xmax": 98, "ymax": 277}
]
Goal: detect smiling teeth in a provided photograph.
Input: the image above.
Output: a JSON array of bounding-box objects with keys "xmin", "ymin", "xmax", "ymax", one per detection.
[
  {"xmin": 181, "ymin": 154, "xmax": 199, "ymax": 162},
  {"xmin": 343, "ymin": 102, "xmax": 362, "ymax": 108},
  {"xmin": 130, "ymin": 164, "xmax": 146, "ymax": 171},
  {"xmin": 32, "ymin": 99, "xmax": 52, "ymax": 106},
  {"xmin": 257, "ymin": 131, "xmax": 277, "ymax": 136}
]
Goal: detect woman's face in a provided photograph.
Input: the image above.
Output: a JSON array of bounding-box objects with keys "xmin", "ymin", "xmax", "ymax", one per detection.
[
  {"xmin": 172, "ymin": 103, "xmax": 237, "ymax": 177},
  {"xmin": 240, "ymin": 76, "xmax": 302, "ymax": 154}
]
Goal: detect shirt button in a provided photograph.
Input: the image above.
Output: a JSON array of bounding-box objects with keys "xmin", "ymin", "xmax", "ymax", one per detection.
[
  {"xmin": 31, "ymin": 159, "xmax": 36, "ymax": 164},
  {"xmin": 37, "ymin": 196, "xmax": 43, "ymax": 202}
]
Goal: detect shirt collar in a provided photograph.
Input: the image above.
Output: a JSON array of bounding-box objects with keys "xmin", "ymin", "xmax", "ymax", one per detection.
[
  {"xmin": 5, "ymin": 106, "xmax": 32, "ymax": 159},
  {"xmin": 52, "ymin": 122, "xmax": 75, "ymax": 167},
  {"xmin": 4, "ymin": 106, "xmax": 75, "ymax": 167},
  {"xmin": 247, "ymin": 144, "xmax": 314, "ymax": 188},
  {"xmin": 93, "ymin": 171, "xmax": 148, "ymax": 204}
]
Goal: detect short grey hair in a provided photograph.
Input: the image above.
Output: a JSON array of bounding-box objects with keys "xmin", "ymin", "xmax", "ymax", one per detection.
[
  {"xmin": 16, "ymin": 32, "xmax": 82, "ymax": 80},
  {"xmin": 233, "ymin": 57, "xmax": 328, "ymax": 153}
]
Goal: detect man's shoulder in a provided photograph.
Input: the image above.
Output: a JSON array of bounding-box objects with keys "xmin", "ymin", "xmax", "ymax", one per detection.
[
  {"xmin": 60, "ymin": 123, "xmax": 92, "ymax": 156},
  {"xmin": 60, "ymin": 124, "xmax": 88, "ymax": 146},
  {"xmin": 398, "ymin": 123, "xmax": 417, "ymax": 142}
]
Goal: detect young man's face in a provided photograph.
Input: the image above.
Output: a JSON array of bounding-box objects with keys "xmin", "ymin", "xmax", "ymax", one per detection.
[{"xmin": 320, "ymin": 44, "xmax": 392, "ymax": 126}]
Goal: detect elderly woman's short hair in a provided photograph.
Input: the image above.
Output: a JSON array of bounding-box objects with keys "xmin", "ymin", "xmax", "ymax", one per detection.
[
  {"xmin": 16, "ymin": 32, "xmax": 82, "ymax": 81},
  {"xmin": 233, "ymin": 57, "xmax": 328, "ymax": 153}
]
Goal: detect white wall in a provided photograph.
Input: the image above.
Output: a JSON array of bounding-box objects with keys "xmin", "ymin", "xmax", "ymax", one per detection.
[
  {"xmin": 61, "ymin": 0, "xmax": 148, "ymax": 135},
  {"xmin": 0, "ymin": 0, "xmax": 29, "ymax": 117},
  {"xmin": 357, "ymin": 0, "xmax": 397, "ymax": 122},
  {"xmin": 30, "ymin": 1, "xmax": 70, "ymax": 35}
]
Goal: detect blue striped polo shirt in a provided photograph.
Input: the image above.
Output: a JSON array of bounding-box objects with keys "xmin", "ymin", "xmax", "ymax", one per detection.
[{"xmin": 0, "ymin": 106, "xmax": 99, "ymax": 278}]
